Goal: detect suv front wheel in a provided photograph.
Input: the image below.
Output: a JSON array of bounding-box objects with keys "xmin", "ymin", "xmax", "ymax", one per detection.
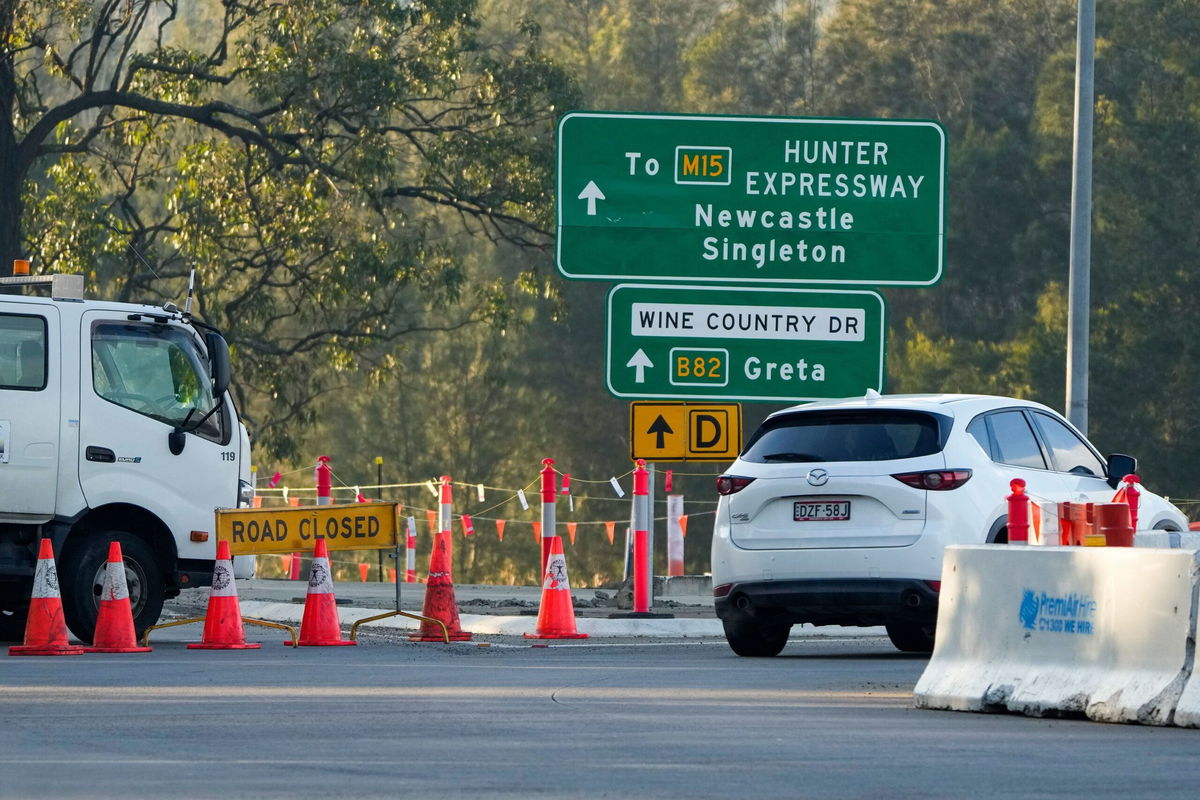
[{"xmin": 721, "ymin": 617, "xmax": 791, "ymax": 657}]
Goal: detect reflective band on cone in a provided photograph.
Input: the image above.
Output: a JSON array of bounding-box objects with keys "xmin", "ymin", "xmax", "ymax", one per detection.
[
  {"xmin": 188, "ymin": 540, "xmax": 260, "ymax": 650},
  {"xmin": 84, "ymin": 541, "xmax": 152, "ymax": 653},
  {"xmin": 525, "ymin": 536, "xmax": 587, "ymax": 640},
  {"xmin": 286, "ymin": 538, "xmax": 355, "ymax": 646},
  {"xmin": 9, "ymin": 539, "xmax": 84, "ymax": 656}
]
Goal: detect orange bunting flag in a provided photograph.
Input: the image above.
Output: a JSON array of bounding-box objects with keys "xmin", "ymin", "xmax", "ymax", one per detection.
[
  {"xmin": 278, "ymin": 555, "xmax": 290, "ymax": 573},
  {"xmin": 462, "ymin": 514, "xmax": 475, "ymax": 536},
  {"xmin": 604, "ymin": 520, "xmax": 616, "ymax": 545},
  {"xmin": 288, "ymin": 497, "xmax": 302, "ymax": 507},
  {"xmin": 251, "ymin": 496, "xmax": 263, "ymax": 508},
  {"xmin": 426, "ymin": 509, "xmax": 437, "ymax": 534},
  {"xmin": 678, "ymin": 515, "xmax": 688, "ymax": 537},
  {"xmin": 567, "ymin": 522, "xmax": 577, "ymax": 545},
  {"xmin": 358, "ymin": 563, "xmax": 370, "ymax": 582},
  {"xmin": 496, "ymin": 519, "xmax": 506, "ymax": 541},
  {"xmin": 532, "ymin": 521, "xmax": 542, "ymax": 542}
]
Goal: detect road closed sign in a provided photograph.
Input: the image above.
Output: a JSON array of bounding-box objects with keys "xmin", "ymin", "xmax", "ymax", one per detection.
[
  {"xmin": 216, "ymin": 502, "xmax": 399, "ymax": 555},
  {"xmin": 608, "ymin": 284, "xmax": 885, "ymax": 402}
]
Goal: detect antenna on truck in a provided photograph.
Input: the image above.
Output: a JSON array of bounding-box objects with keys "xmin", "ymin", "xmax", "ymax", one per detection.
[
  {"xmin": 126, "ymin": 242, "xmax": 161, "ymax": 280},
  {"xmin": 184, "ymin": 268, "xmax": 195, "ymax": 315}
]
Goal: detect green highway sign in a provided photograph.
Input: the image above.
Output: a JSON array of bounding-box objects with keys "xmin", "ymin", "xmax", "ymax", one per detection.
[
  {"xmin": 557, "ymin": 111, "xmax": 946, "ymax": 286},
  {"xmin": 606, "ymin": 284, "xmax": 886, "ymax": 402}
]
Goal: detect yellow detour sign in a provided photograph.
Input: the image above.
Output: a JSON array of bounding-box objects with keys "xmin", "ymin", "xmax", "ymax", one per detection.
[
  {"xmin": 216, "ymin": 502, "xmax": 399, "ymax": 556},
  {"xmin": 630, "ymin": 402, "xmax": 743, "ymax": 462}
]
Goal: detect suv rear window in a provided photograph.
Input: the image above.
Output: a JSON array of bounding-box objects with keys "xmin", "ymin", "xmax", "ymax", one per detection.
[{"xmin": 742, "ymin": 410, "xmax": 945, "ymax": 463}]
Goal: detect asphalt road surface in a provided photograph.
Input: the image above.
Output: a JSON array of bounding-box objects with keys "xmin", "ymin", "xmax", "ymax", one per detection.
[{"xmin": 4, "ymin": 628, "xmax": 1200, "ymax": 799}]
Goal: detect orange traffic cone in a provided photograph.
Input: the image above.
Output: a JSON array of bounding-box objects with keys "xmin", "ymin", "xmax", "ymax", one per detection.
[
  {"xmin": 525, "ymin": 535, "xmax": 588, "ymax": 640},
  {"xmin": 187, "ymin": 540, "xmax": 260, "ymax": 650},
  {"xmin": 409, "ymin": 532, "xmax": 472, "ymax": 642},
  {"xmin": 286, "ymin": 537, "xmax": 355, "ymax": 646},
  {"xmin": 9, "ymin": 539, "xmax": 84, "ymax": 656},
  {"xmin": 84, "ymin": 541, "xmax": 152, "ymax": 653}
]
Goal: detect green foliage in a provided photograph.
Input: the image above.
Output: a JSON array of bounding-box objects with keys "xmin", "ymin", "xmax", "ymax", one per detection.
[
  {"xmin": 9, "ymin": 0, "xmax": 580, "ymax": 462},
  {"xmin": 682, "ymin": 0, "xmax": 824, "ymax": 115}
]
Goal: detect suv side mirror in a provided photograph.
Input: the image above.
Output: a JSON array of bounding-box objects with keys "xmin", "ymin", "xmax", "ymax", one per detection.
[
  {"xmin": 205, "ymin": 332, "xmax": 231, "ymax": 397},
  {"xmin": 1105, "ymin": 453, "xmax": 1137, "ymax": 490}
]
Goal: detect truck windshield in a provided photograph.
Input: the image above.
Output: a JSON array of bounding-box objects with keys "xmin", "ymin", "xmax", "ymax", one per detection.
[{"xmin": 91, "ymin": 322, "xmax": 224, "ymax": 441}]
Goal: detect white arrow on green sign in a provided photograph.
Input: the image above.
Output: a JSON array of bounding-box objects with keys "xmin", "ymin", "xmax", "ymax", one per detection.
[
  {"xmin": 606, "ymin": 284, "xmax": 886, "ymax": 402},
  {"xmin": 557, "ymin": 111, "xmax": 946, "ymax": 286}
]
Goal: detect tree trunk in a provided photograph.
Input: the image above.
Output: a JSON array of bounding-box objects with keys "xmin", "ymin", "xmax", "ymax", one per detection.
[{"xmin": 0, "ymin": 0, "xmax": 23, "ymax": 279}]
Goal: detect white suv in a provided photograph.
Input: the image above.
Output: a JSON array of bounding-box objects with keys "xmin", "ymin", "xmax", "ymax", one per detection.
[{"xmin": 711, "ymin": 393, "xmax": 1188, "ymax": 656}]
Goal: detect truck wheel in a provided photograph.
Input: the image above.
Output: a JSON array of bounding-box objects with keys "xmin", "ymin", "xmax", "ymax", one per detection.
[
  {"xmin": 60, "ymin": 532, "xmax": 164, "ymax": 645},
  {"xmin": 0, "ymin": 608, "xmax": 28, "ymax": 642},
  {"xmin": 721, "ymin": 617, "xmax": 790, "ymax": 657}
]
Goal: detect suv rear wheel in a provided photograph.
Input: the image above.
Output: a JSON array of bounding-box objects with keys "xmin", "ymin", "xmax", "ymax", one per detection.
[
  {"xmin": 885, "ymin": 621, "xmax": 935, "ymax": 653},
  {"xmin": 722, "ymin": 617, "xmax": 791, "ymax": 657}
]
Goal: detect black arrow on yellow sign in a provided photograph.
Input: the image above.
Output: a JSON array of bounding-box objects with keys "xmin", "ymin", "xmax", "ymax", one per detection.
[{"xmin": 647, "ymin": 415, "xmax": 674, "ymax": 448}]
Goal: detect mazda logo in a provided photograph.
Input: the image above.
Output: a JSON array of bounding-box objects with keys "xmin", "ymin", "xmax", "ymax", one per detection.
[{"xmin": 806, "ymin": 469, "xmax": 829, "ymax": 486}]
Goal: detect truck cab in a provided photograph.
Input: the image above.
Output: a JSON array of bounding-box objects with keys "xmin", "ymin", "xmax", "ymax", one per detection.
[{"xmin": 0, "ymin": 268, "xmax": 251, "ymax": 643}]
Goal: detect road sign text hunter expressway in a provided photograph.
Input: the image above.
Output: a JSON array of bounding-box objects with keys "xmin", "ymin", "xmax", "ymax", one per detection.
[{"xmin": 557, "ymin": 112, "xmax": 946, "ymax": 286}]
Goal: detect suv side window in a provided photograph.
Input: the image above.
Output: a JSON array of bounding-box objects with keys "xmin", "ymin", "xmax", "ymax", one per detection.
[
  {"xmin": 0, "ymin": 314, "xmax": 47, "ymax": 391},
  {"xmin": 1031, "ymin": 411, "xmax": 1107, "ymax": 477},
  {"xmin": 985, "ymin": 410, "xmax": 1047, "ymax": 469},
  {"xmin": 966, "ymin": 416, "xmax": 993, "ymax": 458}
]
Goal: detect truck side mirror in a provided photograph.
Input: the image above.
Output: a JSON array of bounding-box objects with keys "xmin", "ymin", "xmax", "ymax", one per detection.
[
  {"xmin": 205, "ymin": 332, "xmax": 231, "ymax": 397},
  {"xmin": 1105, "ymin": 453, "xmax": 1137, "ymax": 490}
]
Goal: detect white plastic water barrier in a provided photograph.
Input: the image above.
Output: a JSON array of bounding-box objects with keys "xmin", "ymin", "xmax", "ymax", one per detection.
[{"xmin": 913, "ymin": 545, "xmax": 1200, "ymax": 725}]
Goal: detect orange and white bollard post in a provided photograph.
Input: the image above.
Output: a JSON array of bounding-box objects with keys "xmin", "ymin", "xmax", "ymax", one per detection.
[
  {"xmin": 540, "ymin": 458, "xmax": 557, "ymax": 575},
  {"xmin": 632, "ymin": 459, "xmax": 651, "ymax": 611},
  {"xmin": 315, "ymin": 455, "xmax": 333, "ymax": 506},
  {"xmin": 405, "ymin": 516, "xmax": 417, "ymax": 583},
  {"xmin": 439, "ymin": 476, "xmax": 453, "ymax": 572},
  {"xmin": 1122, "ymin": 474, "xmax": 1141, "ymax": 530},
  {"xmin": 665, "ymin": 470, "xmax": 685, "ymax": 576},
  {"xmin": 1007, "ymin": 478, "xmax": 1030, "ymax": 545}
]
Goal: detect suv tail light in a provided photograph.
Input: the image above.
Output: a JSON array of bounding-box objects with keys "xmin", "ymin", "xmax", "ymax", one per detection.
[
  {"xmin": 716, "ymin": 475, "xmax": 755, "ymax": 495},
  {"xmin": 891, "ymin": 469, "xmax": 972, "ymax": 490}
]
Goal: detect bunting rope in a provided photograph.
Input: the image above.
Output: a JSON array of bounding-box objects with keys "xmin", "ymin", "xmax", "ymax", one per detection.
[{"xmin": 249, "ymin": 460, "xmax": 719, "ymax": 541}]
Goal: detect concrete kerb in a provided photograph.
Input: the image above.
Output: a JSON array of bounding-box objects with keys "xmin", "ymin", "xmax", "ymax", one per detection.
[
  {"xmin": 913, "ymin": 545, "xmax": 1200, "ymax": 726},
  {"xmin": 169, "ymin": 577, "xmax": 890, "ymax": 641},
  {"xmin": 234, "ymin": 599, "xmax": 889, "ymax": 640}
]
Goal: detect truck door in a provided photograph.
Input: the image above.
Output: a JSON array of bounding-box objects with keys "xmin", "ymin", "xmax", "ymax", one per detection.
[
  {"xmin": 77, "ymin": 312, "xmax": 237, "ymax": 560},
  {"xmin": 0, "ymin": 307, "xmax": 59, "ymax": 518}
]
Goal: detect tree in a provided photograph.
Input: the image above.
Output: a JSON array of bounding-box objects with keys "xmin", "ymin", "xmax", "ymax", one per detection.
[
  {"xmin": 7, "ymin": 0, "xmax": 579, "ymax": 458},
  {"xmin": 683, "ymin": 0, "xmax": 825, "ymax": 116}
]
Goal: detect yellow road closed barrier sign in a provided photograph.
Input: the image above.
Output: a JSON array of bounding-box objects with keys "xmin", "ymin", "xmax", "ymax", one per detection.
[{"xmin": 216, "ymin": 502, "xmax": 399, "ymax": 555}]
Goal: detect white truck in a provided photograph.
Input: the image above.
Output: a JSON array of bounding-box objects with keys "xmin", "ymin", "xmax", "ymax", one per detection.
[{"xmin": 0, "ymin": 266, "xmax": 252, "ymax": 643}]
